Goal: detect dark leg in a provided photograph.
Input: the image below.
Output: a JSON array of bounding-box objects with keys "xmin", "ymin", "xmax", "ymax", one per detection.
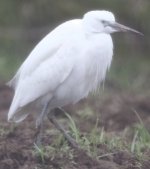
[
  {"xmin": 34, "ymin": 123, "xmax": 43, "ymax": 146},
  {"xmin": 35, "ymin": 103, "xmax": 49, "ymax": 146},
  {"xmin": 47, "ymin": 109, "xmax": 79, "ymax": 149}
]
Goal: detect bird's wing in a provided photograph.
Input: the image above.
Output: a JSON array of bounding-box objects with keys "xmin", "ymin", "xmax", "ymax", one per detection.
[
  {"xmin": 8, "ymin": 43, "xmax": 76, "ymax": 122},
  {"xmin": 15, "ymin": 42, "xmax": 75, "ymax": 107},
  {"xmin": 7, "ymin": 19, "xmax": 81, "ymax": 89},
  {"xmin": 8, "ymin": 24, "xmax": 84, "ymax": 122}
]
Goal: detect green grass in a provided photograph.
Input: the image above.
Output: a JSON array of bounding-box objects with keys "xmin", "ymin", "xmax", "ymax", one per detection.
[
  {"xmin": 131, "ymin": 124, "xmax": 150, "ymax": 158},
  {"xmin": 33, "ymin": 112, "xmax": 150, "ymax": 163},
  {"xmin": 34, "ymin": 140, "xmax": 74, "ymax": 165},
  {"xmin": 0, "ymin": 123, "xmax": 17, "ymax": 137}
]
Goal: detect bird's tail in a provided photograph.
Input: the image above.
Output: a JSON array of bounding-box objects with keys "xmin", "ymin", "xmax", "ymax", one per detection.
[{"xmin": 8, "ymin": 98, "xmax": 31, "ymax": 123}]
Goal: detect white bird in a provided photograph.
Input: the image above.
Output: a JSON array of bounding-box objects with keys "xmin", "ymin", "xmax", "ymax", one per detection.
[{"xmin": 7, "ymin": 10, "xmax": 142, "ymax": 147}]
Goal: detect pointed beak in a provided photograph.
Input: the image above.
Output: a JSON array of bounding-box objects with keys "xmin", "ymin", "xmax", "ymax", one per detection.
[{"xmin": 109, "ymin": 22, "xmax": 143, "ymax": 36}]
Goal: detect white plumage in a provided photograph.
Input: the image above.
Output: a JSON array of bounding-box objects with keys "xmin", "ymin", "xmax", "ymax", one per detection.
[{"xmin": 7, "ymin": 10, "xmax": 141, "ymax": 123}]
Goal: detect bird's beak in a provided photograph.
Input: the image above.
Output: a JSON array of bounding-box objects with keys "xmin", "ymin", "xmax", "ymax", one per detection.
[{"xmin": 109, "ymin": 22, "xmax": 143, "ymax": 36}]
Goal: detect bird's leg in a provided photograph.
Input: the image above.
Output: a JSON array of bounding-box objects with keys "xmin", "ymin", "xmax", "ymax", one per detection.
[
  {"xmin": 47, "ymin": 109, "xmax": 79, "ymax": 149},
  {"xmin": 35, "ymin": 103, "xmax": 49, "ymax": 146}
]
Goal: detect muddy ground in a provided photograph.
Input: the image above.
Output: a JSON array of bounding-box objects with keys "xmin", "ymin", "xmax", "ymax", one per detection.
[{"xmin": 0, "ymin": 84, "xmax": 150, "ymax": 169}]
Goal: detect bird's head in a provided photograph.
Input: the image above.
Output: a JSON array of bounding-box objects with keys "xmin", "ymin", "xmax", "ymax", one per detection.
[{"xmin": 83, "ymin": 10, "xmax": 143, "ymax": 35}]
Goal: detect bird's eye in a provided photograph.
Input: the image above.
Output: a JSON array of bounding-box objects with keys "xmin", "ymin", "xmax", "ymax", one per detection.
[
  {"xmin": 101, "ymin": 20, "xmax": 106, "ymax": 24},
  {"xmin": 101, "ymin": 20, "xmax": 108, "ymax": 27}
]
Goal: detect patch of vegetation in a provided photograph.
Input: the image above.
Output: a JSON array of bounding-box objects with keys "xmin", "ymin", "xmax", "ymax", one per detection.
[
  {"xmin": 0, "ymin": 123, "xmax": 16, "ymax": 137},
  {"xmin": 33, "ymin": 112, "xmax": 150, "ymax": 165}
]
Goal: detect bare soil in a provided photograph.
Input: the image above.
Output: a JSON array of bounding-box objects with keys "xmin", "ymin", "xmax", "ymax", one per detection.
[{"xmin": 0, "ymin": 84, "xmax": 150, "ymax": 169}]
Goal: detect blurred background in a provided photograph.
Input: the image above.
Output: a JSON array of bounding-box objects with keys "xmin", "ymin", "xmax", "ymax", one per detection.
[{"xmin": 0, "ymin": 0, "xmax": 149, "ymax": 93}]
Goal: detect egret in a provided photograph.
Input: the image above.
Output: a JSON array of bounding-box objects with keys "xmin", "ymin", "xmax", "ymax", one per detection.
[{"xmin": 7, "ymin": 10, "xmax": 142, "ymax": 148}]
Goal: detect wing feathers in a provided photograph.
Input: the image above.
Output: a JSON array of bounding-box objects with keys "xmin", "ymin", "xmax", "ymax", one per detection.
[
  {"xmin": 8, "ymin": 43, "xmax": 75, "ymax": 122},
  {"xmin": 8, "ymin": 19, "xmax": 82, "ymax": 122}
]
